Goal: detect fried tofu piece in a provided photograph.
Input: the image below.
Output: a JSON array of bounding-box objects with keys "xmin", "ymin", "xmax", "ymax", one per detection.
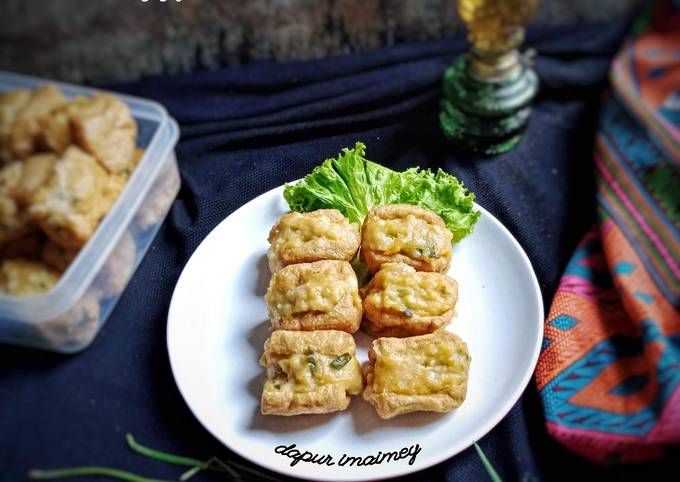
[
  {"xmin": 11, "ymin": 153, "xmax": 58, "ymax": 205},
  {"xmin": 260, "ymin": 330, "xmax": 364, "ymax": 415},
  {"xmin": 8, "ymin": 85, "xmax": 66, "ymax": 159},
  {"xmin": 267, "ymin": 209, "xmax": 360, "ymax": 272},
  {"xmin": 28, "ymin": 146, "xmax": 114, "ymax": 248},
  {"xmin": 361, "ymin": 204, "xmax": 453, "ymax": 273},
  {"xmin": 363, "ymin": 331, "xmax": 470, "ymax": 419},
  {"xmin": 0, "ymin": 89, "xmax": 32, "ymax": 163},
  {"xmin": 70, "ymin": 93, "xmax": 137, "ymax": 174},
  {"xmin": 0, "ymin": 161, "xmax": 33, "ymax": 245},
  {"xmin": 361, "ymin": 263, "xmax": 458, "ymax": 337},
  {"xmin": 0, "ymin": 259, "xmax": 60, "ymax": 296},
  {"xmin": 39, "ymin": 96, "xmax": 89, "ymax": 154},
  {"xmin": 265, "ymin": 260, "xmax": 362, "ymax": 333}
]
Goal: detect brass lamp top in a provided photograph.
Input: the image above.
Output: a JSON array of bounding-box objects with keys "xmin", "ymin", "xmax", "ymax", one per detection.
[{"xmin": 458, "ymin": 0, "xmax": 539, "ymax": 81}]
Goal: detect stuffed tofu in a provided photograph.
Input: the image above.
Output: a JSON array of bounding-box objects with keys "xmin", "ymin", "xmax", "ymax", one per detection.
[
  {"xmin": 0, "ymin": 161, "xmax": 32, "ymax": 246},
  {"xmin": 265, "ymin": 259, "xmax": 362, "ymax": 333},
  {"xmin": 363, "ymin": 331, "xmax": 470, "ymax": 419},
  {"xmin": 0, "ymin": 89, "xmax": 32, "ymax": 163},
  {"xmin": 0, "ymin": 259, "xmax": 60, "ymax": 296},
  {"xmin": 69, "ymin": 93, "xmax": 138, "ymax": 174},
  {"xmin": 361, "ymin": 204, "xmax": 452, "ymax": 273},
  {"xmin": 260, "ymin": 330, "xmax": 364, "ymax": 415},
  {"xmin": 361, "ymin": 263, "xmax": 458, "ymax": 337},
  {"xmin": 267, "ymin": 209, "xmax": 360, "ymax": 272},
  {"xmin": 27, "ymin": 146, "xmax": 122, "ymax": 248},
  {"xmin": 7, "ymin": 85, "xmax": 66, "ymax": 160}
]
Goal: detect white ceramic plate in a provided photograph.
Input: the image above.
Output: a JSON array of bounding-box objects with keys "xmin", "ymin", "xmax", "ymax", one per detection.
[{"xmin": 167, "ymin": 185, "xmax": 544, "ymax": 481}]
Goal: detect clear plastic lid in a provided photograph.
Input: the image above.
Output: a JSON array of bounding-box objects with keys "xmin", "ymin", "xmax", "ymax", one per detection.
[{"xmin": 0, "ymin": 70, "xmax": 179, "ymax": 323}]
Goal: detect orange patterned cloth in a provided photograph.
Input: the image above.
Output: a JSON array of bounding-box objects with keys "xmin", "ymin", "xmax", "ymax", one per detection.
[{"xmin": 535, "ymin": 0, "xmax": 680, "ymax": 464}]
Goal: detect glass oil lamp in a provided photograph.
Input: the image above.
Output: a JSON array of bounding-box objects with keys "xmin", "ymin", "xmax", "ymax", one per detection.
[{"xmin": 440, "ymin": 0, "xmax": 539, "ymax": 154}]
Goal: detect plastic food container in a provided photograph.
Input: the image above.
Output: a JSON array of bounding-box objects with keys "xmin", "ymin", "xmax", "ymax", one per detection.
[{"xmin": 0, "ymin": 71, "xmax": 180, "ymax": 353}]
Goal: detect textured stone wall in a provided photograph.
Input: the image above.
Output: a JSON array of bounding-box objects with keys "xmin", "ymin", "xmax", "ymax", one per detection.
[{"xmin": 0, "ymin": 0, "xmax": 639, "ymax": 83}]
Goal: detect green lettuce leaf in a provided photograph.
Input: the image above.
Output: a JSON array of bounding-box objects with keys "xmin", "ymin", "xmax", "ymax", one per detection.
[{"xmin": 283, "ymin": 142, "xmax": 480, "ymax": 242}]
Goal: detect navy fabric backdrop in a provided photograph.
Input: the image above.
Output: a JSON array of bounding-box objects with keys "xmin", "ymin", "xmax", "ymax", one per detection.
[{"xmin": 1, "ymin": 20, "xmax": 678, "ymax": 482}]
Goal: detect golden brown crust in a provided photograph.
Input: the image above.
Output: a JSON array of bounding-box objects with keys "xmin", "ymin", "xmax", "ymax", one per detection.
[
  {"xmin": 262, "ymin": 329, "xmax": 358, "ymax": 358},
  {"xmin": 361, "ymin": 204, "xmax": 452, "ymax": 273},
  {"xmin": 0, "ymin": 258, "xmax": 60, "ymax": 296},
  {"xmin": 361, "ymin": 318, "xmax": 453, "ymax": 338},
  {"xmin": 8, "ymin": 85, "xmax": 66, "ymax": 160},
  {"xmin": 260, "ymin": 330, "xmax": 363, "ymax": 416},
  {"xmin": 0, "ymin": 89, "xmax": 32, "ymax": 163},
  {"xmin": 38, "ymin": 96, "xmax": 89, "ymax": 154},
  {"xmin": 261, "ymin": 384, "xmax": 352, "ymax": 416},
  {"xmin": 361, "ymin": 264, "xmax": 458, "ymax": 337},
  {"xmin": 267, "ymin": 209, "xmax": 360, "ymax": 272},
  {"xmin": 11, "ymin": 153, "xmax": 58, "ymax": 205},
  {"xmin": 70, "ymin": 93, "xmax": 137, "ymax": 174},
  {"xmin": 28, "ymin": 146, "xmax": 112, "ymax": 248},
  {"xmin": 0, "ymin": 161, "xmax": 34, "ymax": 245},
  {"xmin": 363, "ymin": 331, "xmax": 470, "ymax": 419},
  {"xmin": 265, "ymin": 260, "xmax": 362, "ymax": 333}
]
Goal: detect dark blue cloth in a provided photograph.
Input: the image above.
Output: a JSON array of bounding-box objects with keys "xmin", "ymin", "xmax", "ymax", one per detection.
[{"xmin": 2, "ymin": 20, "xmax": 678, "ymax": 482}]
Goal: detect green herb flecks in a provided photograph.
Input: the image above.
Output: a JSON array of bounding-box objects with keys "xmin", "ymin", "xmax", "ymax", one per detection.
[
  {"xmin": 330, "ymin": 353, "xmax": 351, "ymax": 370},
  {"xmin": 306, "ymin": 354, "xmax": 317, "ymax": 367}
]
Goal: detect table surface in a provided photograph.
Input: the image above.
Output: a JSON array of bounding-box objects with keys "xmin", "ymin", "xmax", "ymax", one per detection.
[{"xmin": 2, "ymin": 19, "xmax": 678, "ymax": 482}]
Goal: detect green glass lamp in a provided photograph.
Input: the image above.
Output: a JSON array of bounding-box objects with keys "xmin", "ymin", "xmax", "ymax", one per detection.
[{"xmin": 440, "ymin": 0, "xmax": 539, "ymax": 154}]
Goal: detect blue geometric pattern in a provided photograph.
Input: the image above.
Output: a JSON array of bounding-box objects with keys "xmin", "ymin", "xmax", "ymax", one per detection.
[
  {"xmin": 634, "ymin": 291, "xmax": 654, "ymax": 304},
  {"xmin": 613, "ymin": 262, "xmax": 636, "ymax": 275},
  {"xmin": 541, "ymin": 319, "xmax": 680, "ymax": 437},
  {"xmin": 602, "ymin": 98, "xmax": 664, "ymax": 173},
  {"xmin": 550, "ymin": 315, "xmax": 579, "ymax": 330}
]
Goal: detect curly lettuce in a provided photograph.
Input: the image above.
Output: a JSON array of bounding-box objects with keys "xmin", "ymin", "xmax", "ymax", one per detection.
[{"xmin": 283, "ymin": 142, "xmax": 479, "ymax": 242}]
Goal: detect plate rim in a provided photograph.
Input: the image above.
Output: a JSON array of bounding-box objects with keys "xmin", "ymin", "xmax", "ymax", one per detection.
[{"xmin": 167, "ymin": 183, "xmax": 545, "ymax": 481}]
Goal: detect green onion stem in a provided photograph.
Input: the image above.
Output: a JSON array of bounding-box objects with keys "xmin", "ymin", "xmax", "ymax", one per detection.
[
  {"xmin": 178, "ymin": 465, "xmax": 202, "ymax": 481},
  {"xmin": 125, "ymin": 434, "xmax": 202, "ymax": 467},
  {"xmin": 474, "ymin": 442, "xmax": 504, "ymax": 482},
  {"xmin": 126, "ymin": 435, "xmax": 246, "ymax": 481},
  {"xmin": 28, "ymin": 467, "xmax": 173, "ymax": 482},
  {"xmin": 30, "ymin": 435, "xmax": 280, "ymax": 482}
]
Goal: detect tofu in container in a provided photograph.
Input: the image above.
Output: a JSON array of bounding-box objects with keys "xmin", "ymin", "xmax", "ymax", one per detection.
[{"xmin": 0, "ymin": 71, "xmax": 180, "ymax": 353}]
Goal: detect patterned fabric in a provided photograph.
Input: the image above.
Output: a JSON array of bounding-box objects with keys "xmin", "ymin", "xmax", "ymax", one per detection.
[{"xmin": 536, "ymin": 0, "xmax": 680, "ymax": 464}]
